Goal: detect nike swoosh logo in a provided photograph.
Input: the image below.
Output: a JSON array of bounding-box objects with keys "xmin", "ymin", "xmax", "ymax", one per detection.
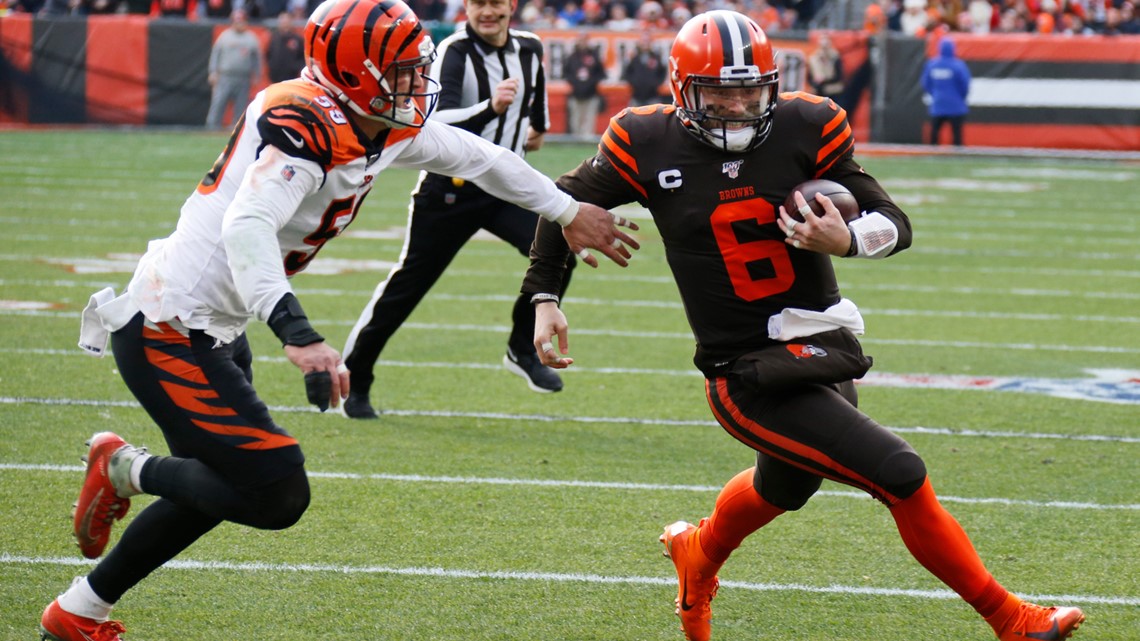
[
  {"xmin": 1018, "ymin": 620, "xmax": 1059, "ymax": 640},
  {"xmin": 282, "ymin": 129, "xmax": 305, "ymax": 148},
  {"xmin": 679, "ymin": 577, "xmax": 695, "ymax": 611},
  {"xmin": 76, "ymin": 487, "xmax": 103, "ymax": 547}
]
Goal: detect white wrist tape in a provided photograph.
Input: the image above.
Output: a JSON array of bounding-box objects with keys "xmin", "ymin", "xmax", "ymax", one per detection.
[
  {"xmin": 848, "ymin": 211, "xmax": 898, "ymax": 258},
  {"xmin": 551, "ymin": 200, "xmax": 579, "ymax": 227}
]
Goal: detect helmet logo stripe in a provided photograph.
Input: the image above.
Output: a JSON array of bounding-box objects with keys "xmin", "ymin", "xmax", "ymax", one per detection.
[
  {"xmin": 374, "ymin": 9, "xmax": 417, "ymax": 69},
  {"xmin": 711, "ymin": 13, "xmax": 735, "ymax": 68},
  {"xmin": 361, "ymin": 3, "xmax": 388, "ymax": 63},
  {"xmin": 392, "ymin": 24, "xmax": 423, "ymax": 61},
  {"xmin": 711, "ymin": 12, "xmax": 753, "ymax": 69},
  {"xmin": 324, "ymin": 0, "xmax": 366, "ymax": 86},
  {"xmin": 736, "ymin": 14, "xmax": 755, "ymax": 67}
]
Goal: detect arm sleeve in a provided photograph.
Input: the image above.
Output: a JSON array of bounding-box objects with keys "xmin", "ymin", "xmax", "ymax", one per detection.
[
  {"xmin": 395, "ymin": 120, "xmax": 577, "ymax": 225},
  {"xmin": 522, "ymin": 150, "xmax": 637, "ymax": 296},
  {"xmin": 522, "ymin": 217, "xmax": 571, "ymax": 297},
  {"xmin": 532, "ymin": 60, "xmax": 549, "ymax": 133},
  {"xmin": 434, "ymin": 101, "xmax": 498, "ymax": 132},
  {"xmin": 431, "ymin": 42, "xmax": 500, "ymax": 133},
  {"xmin": 221, "ymin": 144, "xmax": 323, "ymax": 321}
]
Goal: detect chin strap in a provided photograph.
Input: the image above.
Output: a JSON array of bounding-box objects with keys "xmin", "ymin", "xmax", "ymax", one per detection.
[{"xmin": 702, "ymin": 126, "xmax": 757, "ymax": 152}]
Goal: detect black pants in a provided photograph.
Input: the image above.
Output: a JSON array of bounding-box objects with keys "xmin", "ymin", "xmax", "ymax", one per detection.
[
  {"xmin": 930, "ymin": 115, "xmax": 965, "ymax": 146},
  {"xmin": 344, "ymin": 174, "xmax": 575, "ymax": 394},
  {"xmin": 87, "ymin": 314, "xmax": 310, "ymax": 603},
  {"xmin": 705, "ymin": 376, "xmax": 926, "ymax": 510}
]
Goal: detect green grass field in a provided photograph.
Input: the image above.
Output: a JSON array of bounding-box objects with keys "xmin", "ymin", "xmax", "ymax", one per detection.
[{"xmin": 0, "ymin": 130, "xmax": 1137, "ymax": 640}]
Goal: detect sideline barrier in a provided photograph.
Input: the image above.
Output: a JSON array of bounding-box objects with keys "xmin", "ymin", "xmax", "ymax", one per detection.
[
  {"xmin": 2, "ymin": 16, "xmax": 1138, "ymax": 150},
  {"xmin": 0, "ymin": 17, "xmax": 858, "ymax": 136},
  {"xmin": 877, "ymin": 33, "xmax": 1140, "ymax": 151},
  {"xmin": 0, "ymin": 13, "xmax": 269, "ymax": 125}
]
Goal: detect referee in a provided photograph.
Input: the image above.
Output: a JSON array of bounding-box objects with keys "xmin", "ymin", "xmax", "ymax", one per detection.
[{"xmin": 341, "ymin": 0, "xmax": 576, "ymax": 419}]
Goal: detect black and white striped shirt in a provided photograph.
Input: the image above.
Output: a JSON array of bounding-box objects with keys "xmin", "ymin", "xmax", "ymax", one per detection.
[{"xmin": 431, "ymin": 23, "xmax": 549, "ymax": 158}]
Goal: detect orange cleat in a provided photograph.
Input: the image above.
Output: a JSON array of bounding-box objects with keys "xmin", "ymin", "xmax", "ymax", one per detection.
[
  {"xmin": 994, "ymin": 601, "xmax": 1085, "ymax": 641},
  {"xmin": 72, "ymin": 432, "xmax": 134, "ymax": 559},
  {"xmin": 39, "ymin": 599, "xmax": 126, "ymax": 641},
  {"xmin": 660, "ymin": 520, "xmax": 721, "ymax": 641}
]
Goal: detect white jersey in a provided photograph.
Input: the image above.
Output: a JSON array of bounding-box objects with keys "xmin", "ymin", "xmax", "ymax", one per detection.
[{"xmin": 100, "ymin": 77, "xmax": 576, "ymax": 344}]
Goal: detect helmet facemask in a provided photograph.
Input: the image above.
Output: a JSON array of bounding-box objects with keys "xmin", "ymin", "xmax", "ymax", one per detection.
[
  {"xmin": 677, "ymin": 68, "xmax": 778, "ymax": 153},
  {"xmin": 358, "ymin": 37, "xmax": 440, "ymax": 127}
]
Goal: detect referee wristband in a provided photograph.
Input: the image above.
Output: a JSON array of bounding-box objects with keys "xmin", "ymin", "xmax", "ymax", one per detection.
[
  {"xmin": 267, "ymin": 293, "xmax": 325, "ymax": 347},
  {"xmin": 530, "ymin": 293, "xmax": 560, "ymax": 306}
]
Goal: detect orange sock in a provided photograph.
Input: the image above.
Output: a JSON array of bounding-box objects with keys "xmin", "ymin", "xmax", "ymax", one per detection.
[
  {"xmin": 889, "ymin": 478, "xmax": 1010, "ymax": 618},
  {"xmin": 983, "ymin": 591, "xmax": 1026, "ymax": 634},
  {"xmin": 700, "ymin": 468, "xmax": 785, "ymax": 564}
]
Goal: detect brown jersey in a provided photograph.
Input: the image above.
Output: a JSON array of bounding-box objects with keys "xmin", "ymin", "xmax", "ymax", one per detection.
[{"xmin": 524, "ymin": 94, "xmax": 911, "ymax": 376}]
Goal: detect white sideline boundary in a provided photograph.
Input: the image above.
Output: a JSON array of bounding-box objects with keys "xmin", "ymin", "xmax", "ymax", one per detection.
[{"xmin": 2, "ymin": 553, "xmax": 1137, "ymax": 607}]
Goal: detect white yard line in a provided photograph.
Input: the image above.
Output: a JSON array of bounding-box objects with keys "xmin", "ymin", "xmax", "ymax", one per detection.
[
  {"xmin": 2, "ymin": 464, "xmax": 1137, "ymax": 512},
  {"xmin": 0, "ymin": 553, "xmax": 1136, "ymax": 607},
  {"xmin": 2, "ymin": 395, "xmax": 1138, "ymax": 442}
]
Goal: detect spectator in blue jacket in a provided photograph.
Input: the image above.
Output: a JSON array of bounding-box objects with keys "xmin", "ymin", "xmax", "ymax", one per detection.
[{"xmin": 921, "ymin": 37, "xmax": 971, "ymax": 145}]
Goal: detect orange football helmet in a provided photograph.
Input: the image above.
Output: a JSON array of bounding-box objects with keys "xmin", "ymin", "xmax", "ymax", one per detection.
[
  {"xmin": 304, "ymin": 0, "xmax": 440, "ymax": 128},
  {"xmin": 669, "ymin": 10, "xmax": 780, "ymax": 152}
]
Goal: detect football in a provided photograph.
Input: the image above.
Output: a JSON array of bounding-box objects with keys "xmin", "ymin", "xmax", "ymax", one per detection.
[{"xmin": 783, "ymin": 179, "xmax": 861, "ymax": 223}]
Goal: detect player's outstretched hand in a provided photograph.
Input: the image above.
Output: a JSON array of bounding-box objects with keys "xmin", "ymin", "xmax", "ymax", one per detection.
[
  {"xmin": 534, "ymin": 302, "xmax": 574, "ymax": 369},
  {"xmin": 562, "ymin": 202, "xmax": 640, "ymax": 268},
  {"xmin": 284, "ymin": 341, "xmax": 349, "ymax": 411}
]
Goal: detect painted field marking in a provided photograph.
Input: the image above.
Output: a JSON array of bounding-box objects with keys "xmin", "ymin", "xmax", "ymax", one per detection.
[
  {"xmin": 2, "ymin": 464, "xmax": 1136, "ymax": 512},
  {"xmin": 1, "ymin": 553, "xmax": 1136, "ymax": 607},
  {"xmin": 2, "ymin": 395, "xmax": 1138, "ymax": 442}
]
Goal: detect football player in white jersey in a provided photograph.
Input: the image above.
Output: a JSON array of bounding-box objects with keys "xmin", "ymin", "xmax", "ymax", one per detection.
[{"xmin": 39, "ymin": 1, "xmax": 638, "ymax": 639}]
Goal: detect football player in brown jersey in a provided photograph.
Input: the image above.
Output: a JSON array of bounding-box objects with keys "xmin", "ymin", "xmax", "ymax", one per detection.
[{"xmin": 522, "ymin": 10, "xmax": 1083, "ymax": 641}]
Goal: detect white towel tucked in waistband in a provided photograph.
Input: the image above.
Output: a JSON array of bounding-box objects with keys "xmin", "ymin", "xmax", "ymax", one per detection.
[{"xmin": 767, "ymin": 298, "xmax": 865, "ymax": 341}]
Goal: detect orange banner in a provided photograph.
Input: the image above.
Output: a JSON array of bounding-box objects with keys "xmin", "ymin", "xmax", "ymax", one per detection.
[{"xmin": 86, "ymin": 15, "xmax": 150, "ymax": 125}]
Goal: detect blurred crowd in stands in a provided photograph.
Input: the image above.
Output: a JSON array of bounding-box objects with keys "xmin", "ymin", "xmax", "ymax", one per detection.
[
  {"xmin": 1, "ymin": 0, "xmax": 316, "ymax": 20},
  {"xmin": 3, "ymin": 0, "xmax": 1136, "ymax": 37},
  {"xmin": 874, "ymin": 0, "xmax": 1140, "ymax": 35}
]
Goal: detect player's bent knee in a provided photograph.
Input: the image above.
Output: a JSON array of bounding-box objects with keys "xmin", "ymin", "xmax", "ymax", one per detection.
[
  {"xmin": 753, "ymin": 463, "xmax": 822, "ymax": 511},
  {"xmin": 248, "ymin": 468, "xmax": 311, "ymax": 530},
  {"xmin": 876, "ymin": 450, "xmax": 927, "ymax": 501}
]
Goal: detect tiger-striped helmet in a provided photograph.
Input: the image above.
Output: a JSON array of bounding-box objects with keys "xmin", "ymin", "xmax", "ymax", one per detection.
[
  {"xmin": 669, "ymin": 10, "xmax": 780, "ymax": 152},
  {"xmin": 304, "ymin": 0, "xmax": 440, "ymax": 128}
]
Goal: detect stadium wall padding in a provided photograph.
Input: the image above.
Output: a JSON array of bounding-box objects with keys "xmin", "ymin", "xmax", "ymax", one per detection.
[
  {"xmin": 1, "ymin": 15, "xmax": 1139, "ymax": 151},
  {"xmin": 875, "ymin": 36, "xmax": 928, "ymax": 145},
  {"xmin": 0, "ymin": 14, "xmax": 33, "ymax": 122},
  {"xmin": 147, "ymin": 19, "xmax": 214, "ymax": 125},
  {"xmin": 32, "ymin": 17, "xmax": 87, "ymax": 123},
  {"xmin": 885, "ymin": 33, "xmax": 1140, "ymax": 150},
  {"xmin": 87, "ymin": 16, "xmax": 148, "ymax": 125}
]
